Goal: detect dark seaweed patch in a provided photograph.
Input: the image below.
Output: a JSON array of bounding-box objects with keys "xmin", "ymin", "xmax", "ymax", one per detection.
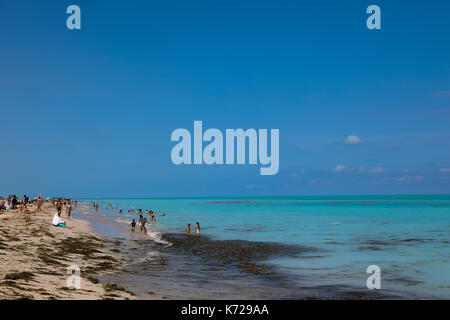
[
  {"xmin": 162, "ymin": 233, "xmax": 314, "ymax": 276},
  {"xmin": 4, "ymin": 272, "xmax": 34, "ymax": 281}
]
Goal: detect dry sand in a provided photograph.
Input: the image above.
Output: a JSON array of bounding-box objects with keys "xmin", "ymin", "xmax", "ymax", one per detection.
[{"xmin": 0, "ymin": 202, "xmax": 134, "ymax": 300}]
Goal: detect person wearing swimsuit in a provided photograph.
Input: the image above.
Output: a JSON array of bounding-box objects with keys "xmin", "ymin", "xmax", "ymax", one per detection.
[
  {"xmin": 141, "ymin": 218, "xmax": 148, "ymax": 234},
  {"xmin": 66, "ymin": 201, "xmax": 72, "ymax": 219},
  {"xmin": 138, "ymin": 215, "xmax": 143, "ymax": 230},
  {"xmin": 195, "ymin": 222, "xmax": 200, "ymax": 235},
  {"xmin": 56, "ymin": 200, "xmax": 62, "ymax": 215}
]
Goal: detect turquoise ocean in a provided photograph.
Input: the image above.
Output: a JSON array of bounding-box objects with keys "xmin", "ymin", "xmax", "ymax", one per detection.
[{"xmin": 74, "ymin": 195, "xmax": 450, "ymax": 299}]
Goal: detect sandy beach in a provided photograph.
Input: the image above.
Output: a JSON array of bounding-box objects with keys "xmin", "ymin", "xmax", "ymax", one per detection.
[{"xmin": 0, "ymin": 202, "xmax": 134, "ymax": 300}]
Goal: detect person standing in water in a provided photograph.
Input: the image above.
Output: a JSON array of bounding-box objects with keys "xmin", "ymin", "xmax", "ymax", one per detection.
[
  {"xmin": 185, "ymin": 224, "xmax": 191, "ymax": 234},
  {"xmin": 140, "ymin": 218, "xmax": 148, "ymax": 234},
  {"xmin": 195, "ymin": 222, "xmax": 200, "ymax": 235},
  {"xmin": 130, "ymin": 219, "xmax": 136, "ymax": 232}
]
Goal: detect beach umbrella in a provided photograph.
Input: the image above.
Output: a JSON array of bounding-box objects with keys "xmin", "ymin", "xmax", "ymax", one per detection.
[{"xmin": 46, "ymin": 197, "xmax": 51, "ymax": 200}]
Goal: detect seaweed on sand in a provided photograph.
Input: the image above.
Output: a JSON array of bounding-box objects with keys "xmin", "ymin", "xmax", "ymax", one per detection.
[
  {"xmin": 37, "ymin": 247, "xmax": 65, "ymax": 266},
  {"xmin": 55, "ymin": 237, "xmax": 102, "ymax": 258},
  {"xmin": 4, "ymin": 271, "xmax": 34, "ymax": 281}
]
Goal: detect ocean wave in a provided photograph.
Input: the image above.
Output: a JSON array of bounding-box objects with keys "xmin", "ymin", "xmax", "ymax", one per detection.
[{"xmin": 147, "ymin": 230, "xmax": 172, "ymax": 246}]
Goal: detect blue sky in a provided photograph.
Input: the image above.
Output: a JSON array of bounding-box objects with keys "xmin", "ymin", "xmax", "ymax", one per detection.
[{"xmin": 1, "ymin": 0, "xmax": 449, "ymax": 197}]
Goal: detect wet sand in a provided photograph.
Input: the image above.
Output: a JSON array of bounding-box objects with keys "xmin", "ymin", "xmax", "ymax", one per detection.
[{"xmin": 0, "ymin": 202, "xmax": 134, "ymax": 300}]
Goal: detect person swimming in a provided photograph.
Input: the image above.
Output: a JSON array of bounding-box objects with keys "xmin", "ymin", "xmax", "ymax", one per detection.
[
  {"xmin": 195, "ymin": 222, "xmax": 200, "ymax": 235},
  {"xmin": 185, "ymin": 223, "xmax": 191, "ymax": 234}
]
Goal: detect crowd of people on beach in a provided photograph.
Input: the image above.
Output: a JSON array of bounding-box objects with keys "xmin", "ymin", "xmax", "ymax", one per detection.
[
  {"xmin": 2, "ymin": 196, "xmax": 201, "ymax": 236},
  {"xmin": 1, "ymin": 194, "xmax": 34, "ymax": 212},
  {"xmin": 2, "ymin": 195, "xmax": 202, "ymax": 238},
  {"xmin": 0, "ymin": 194, "xmax": 77, "ymax": 228},
  {"xmin": 0, "ymin": 194, "xmax": 49, "ymax": 213}
]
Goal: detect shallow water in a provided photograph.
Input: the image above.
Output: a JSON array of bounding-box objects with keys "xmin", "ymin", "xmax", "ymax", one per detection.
[{"xmin": 74, "ymin": 196, "xmax": 450, "ymax": 299}]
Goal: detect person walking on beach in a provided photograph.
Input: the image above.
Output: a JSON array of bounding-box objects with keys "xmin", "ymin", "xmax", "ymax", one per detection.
[
  {"xmin": 66, "ymin": 200, "xmax": 72, "ymax": 219},
  {"xmin": 36, "ymin": 198, "xmax": 41, "ymax": 212},
  {"xmin": 185, "ymin": 224, "xmax": 191, "ymax": 234},
  {"xmin": 195, "ymin": 222, "xmax": 200, "ymax": 235},
  {"xmin": 56, "ymin": 199, "xmax": 62, "ymax": 215}
]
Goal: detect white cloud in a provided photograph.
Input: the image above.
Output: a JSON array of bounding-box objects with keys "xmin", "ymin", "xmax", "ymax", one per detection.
[
  {"xmin": 332, "ymin": 165, "xmax": 348, "ymax": 172},
  {"xmin": 345, "ymin": 135, "xmax": 362, "ymax": 144},
  {"xmin": 440, "ymin": 168, "xmax": 450, "ymax": 173},
  {"xmin": 289, "ymin": 172, "xmax": 299, "ymax": 177},
  {"xmin": 332, "ymin": 165, "xmax": 367, "ymax": 173},
  {"xmin": 369, "ymin": 166, "xmax": 385, "ymax": 173},
  {"xmin": 381, "ymin": 175, "xmax": 424, "ymax": 183}
]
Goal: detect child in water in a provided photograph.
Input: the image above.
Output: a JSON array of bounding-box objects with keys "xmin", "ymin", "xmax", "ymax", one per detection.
[
  {"xmin": 130, "ymin": 219, "xmax": 136, "ymax": 232},
  {"xmin": 185, "ymin": 224, "xmax": 191, "ymax": 234}
]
